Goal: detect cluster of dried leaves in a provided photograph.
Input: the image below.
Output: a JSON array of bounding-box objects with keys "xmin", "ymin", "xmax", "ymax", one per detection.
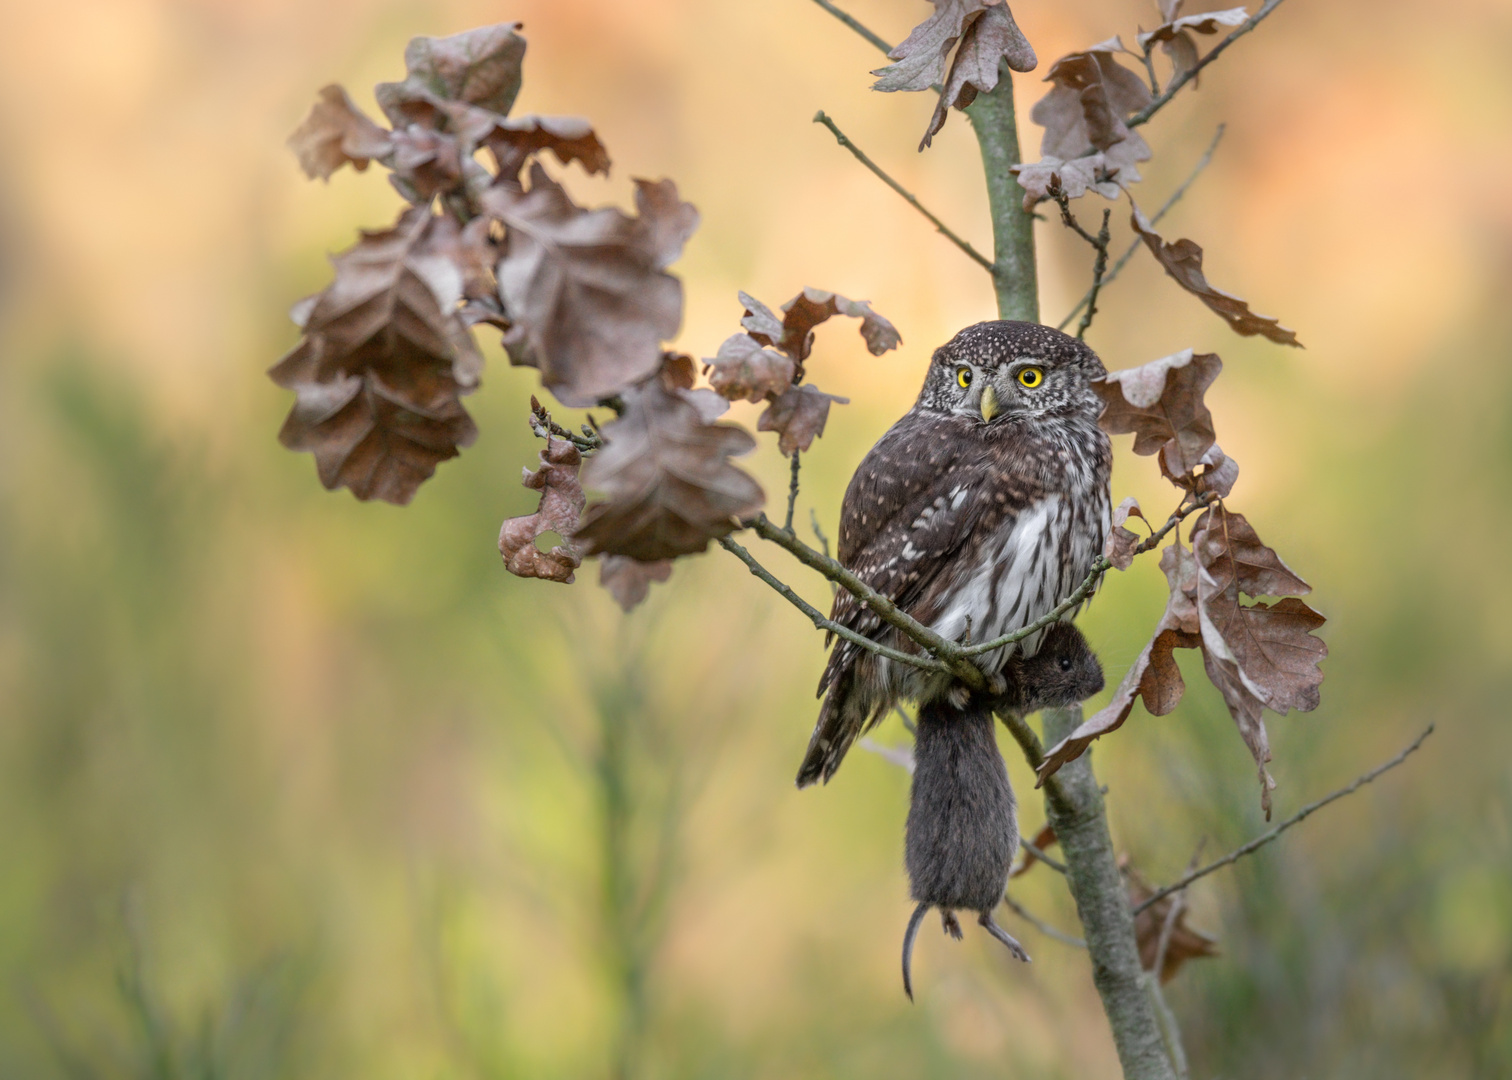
[
  {"xmin": 1037, "ymin": 347, "xmax": 1326, "ymax": 815},
  {"xmin": 274, "ymin": 23, "xmax": 901, "ymax": 610},
  {"xmin": 871, "ymin": 0, "xmax": 1038, "ymax": 149}
]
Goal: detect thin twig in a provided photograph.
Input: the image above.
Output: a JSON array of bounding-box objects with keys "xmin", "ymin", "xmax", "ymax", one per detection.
[
  {"xmin": 718, "ymin": 535, "xmax": 951, "ymax": 674},
  {"xmin": 785, "ymin": 451, "xmax": 802, "ymax": 533},
  {"xmin": 961, "ymin": 493, "xmax": 1215, "ymax": 657},
  {"xmin": 1058, "ymin": 124, "xmax": 1226, "ymax": 331},
  {"xmin": 1019, "ymin": 837, "xmax": 1067, "ymax": 876},
  {"xmin": 814, "ymin": 111, "xmax": 995, "ymax": 274},
  {"xmin": 808, "ymin": 0, "xmax": 893, "ymax": 55},
  {"xmin": 1052, "ymin": 186, "xmax": 1108, "ymax": 248},
  {"xmin": 1133, "ymin": 725, "xmax": 1436, "ymax": 915},
  {"xmin": 996, "ymin": 708, "xmax": 1046, "ymax": 769},
  {"xmin": 1002, "ymin": 894, "xmax": 1086, "ymax": 948},
  {"xmin": 1152, "ymin": 841, "xmax": 1205, "ymax": 980},
  {"xmin": 1076, "ymin": 209, "xmax": 1113, "ymax": 341},
  {"xmin": 1128, "ymin": 0, "xmax": 1290, "ymax": 129},
  {"xmin": 893, "ymin": 703, "xmax": 917, "ymax": 736},
  {"xmin": 747, "ymin": 514, "xmax": 989, "ymax": 690},
  {"xmin": 809, "ymin": 509, "xmax": 833, "ymax": 561}
]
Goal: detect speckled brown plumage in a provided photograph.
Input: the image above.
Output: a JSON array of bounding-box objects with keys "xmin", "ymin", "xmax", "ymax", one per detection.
[{"xmin": 796, "ymin": 321, "xmax": 1111, "ymax": 788}]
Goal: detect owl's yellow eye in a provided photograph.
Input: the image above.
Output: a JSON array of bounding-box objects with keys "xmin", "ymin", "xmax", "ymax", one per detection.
[
  {"xmin": 1017, "ymin": 366, "xmax": 1044, "ymax": 389},
  {"xmin": 956, "ymin": 366, "xmax": 973, "ymax": 389}
]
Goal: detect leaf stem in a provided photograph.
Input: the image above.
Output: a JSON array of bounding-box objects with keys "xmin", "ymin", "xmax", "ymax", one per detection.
[{"xmin": 807, "ymin": 0, "xmax": 894, "ymax": 55}]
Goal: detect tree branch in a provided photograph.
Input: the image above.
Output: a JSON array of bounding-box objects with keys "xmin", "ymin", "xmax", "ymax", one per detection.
[
  {"xmin": 746, "ymin": 514, "xmax": 989, "ymax": 691},
  {"xmin": 813, "ymin": 111, "xmax": 995, "ymax": 274},
  {"xmin": 1003, "ymin": 893, "xmax": 1086, "ymax": 948},
  {"xmin": 808, "ymin": 0, "xmax": 893, "ymax": 56},
  {"xmin": 1127, "ymin": 0, "xmax": 1290, "ymax": 129},
  {"xmin": 785, "ymin": 451, "xmax": 802, "ymax": 532},
  {"xmin": 1133, "ymin": 725, "xmax": 1436, "ymax": 915},
  {"xmin": 1058, "ymin": 125, "xmax": 1226, "ymax": 332},
  {"xmin": 966, "ymin": 63, "xmax": 1039, "ymax": 321},
  {"xmin": 718, "ymin": 535, "xmax": 951, "ymax": 674}
]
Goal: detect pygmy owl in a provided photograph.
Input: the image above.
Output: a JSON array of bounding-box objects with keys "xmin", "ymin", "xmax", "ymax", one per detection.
[{"xmin": 796, "ymin": 320, "xmax": 1112, "ymax": 787}]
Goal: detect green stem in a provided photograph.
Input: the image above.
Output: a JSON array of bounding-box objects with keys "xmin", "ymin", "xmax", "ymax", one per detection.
[
  {"xmin": 964, "ymin": 62, "xmax": 1038, "ymax": 322},
  {"xmin": 1041, "ymin": 707, "xmax": 1178, "ymax": 1080}
]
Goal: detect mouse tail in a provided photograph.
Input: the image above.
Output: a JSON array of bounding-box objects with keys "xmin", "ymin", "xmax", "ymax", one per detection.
[{"xmin": 901, "ymin": 901, "xmax": 930, "ymax": 1001}]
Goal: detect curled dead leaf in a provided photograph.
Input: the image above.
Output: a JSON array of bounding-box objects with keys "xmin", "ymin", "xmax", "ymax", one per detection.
[
  {"xmin": 1095, "ymin": 349, "xmax": 1222, "ymax": 480},
  {"xmin": 704, "ymin": 334, "xmax": 795, "ymax": 403},
  {"xmin": 598, "ymin": 555, "xmax": 673, "ymax": 611},
  {"xmin": 574, "ymin": 378, "xmax": 765, "ymax": 561},
  {"xmin": 758, "ymin": 384, "xmax": 850, "ymax": 455},
  {"xmin": 498, "ymin": 438, "xmax": 585, "ymax": 583},
  {"xmin": 269, "ymin": 206, "xmax": 483, "ymax": 503},
  {"xmin": 1132, "ymin": 207, "xmax": 1302, "ymax": 347},
  {"xmin": 287, "ymin": 85, "xmax": 393, "ymax": 181},
  {"xmin": 1126, "ymin": 864, "xmax": 1221, "ymax": 983},
  {"xmin": 485, "ymin": 165, "xmax": 696, "ymax": 406},
  {"xmin": 742, "ymin": 287, "xmax": 902, "ymax": 367},
  {"xmin": 1104, "ymin": 496, "xmax": 1146, "ymax": 570},
  {"xmin": 375, "ymin": 23, "xmax": 527, "ymax": 128}
]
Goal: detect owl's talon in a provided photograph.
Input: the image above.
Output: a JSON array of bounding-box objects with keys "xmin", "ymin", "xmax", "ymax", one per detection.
[
  {"xmin": 986, "ymin": 672, "xmax": 1007, "ymax": 696},
  {"xmin": 946, "ymin": 684, "xmax": 971, "ymax": 710}
]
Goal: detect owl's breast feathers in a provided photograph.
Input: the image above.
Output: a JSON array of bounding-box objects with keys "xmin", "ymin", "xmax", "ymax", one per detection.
[{"xmin": 818, "ymin": 408, "xmax": 1110, "ymax": 697}]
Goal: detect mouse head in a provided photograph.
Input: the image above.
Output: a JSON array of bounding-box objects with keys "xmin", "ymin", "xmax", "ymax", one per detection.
[{"xmin": 1001, "ymin": 622, "xmax": 1104, "ymax": 713}]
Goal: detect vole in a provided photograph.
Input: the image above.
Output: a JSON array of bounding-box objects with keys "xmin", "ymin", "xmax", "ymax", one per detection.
[{"xmin": 902, "ymin": 621, "xmax": 1105, "ymax": 999}]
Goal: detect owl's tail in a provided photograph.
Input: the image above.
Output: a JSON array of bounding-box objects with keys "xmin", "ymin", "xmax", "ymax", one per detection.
[{"xmin": 795, "ymin": 670, "xmax": 874, "ymax": 788}]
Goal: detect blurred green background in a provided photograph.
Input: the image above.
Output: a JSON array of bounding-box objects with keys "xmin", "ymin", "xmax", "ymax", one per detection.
[{"xmin": 1, "ymin": 0, "xmax": 1510, "ymax": 1076}]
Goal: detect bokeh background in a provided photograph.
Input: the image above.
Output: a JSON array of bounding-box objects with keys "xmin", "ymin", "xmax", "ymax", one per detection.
[{"xmin": 2, "ymin": 0, "xmax": 1510, "ymax": 1076}]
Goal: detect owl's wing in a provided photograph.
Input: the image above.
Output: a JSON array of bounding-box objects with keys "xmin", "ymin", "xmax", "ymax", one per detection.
[{"xmin": 819, "ymin": 410, "xmax": 1046, "ymax": 690}]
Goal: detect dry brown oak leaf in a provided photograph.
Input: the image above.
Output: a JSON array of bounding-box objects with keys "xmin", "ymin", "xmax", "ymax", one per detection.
[
  {"xmin": 1103, "ymin": 496, "xmax": 1147, "ymax": 571},
  {"xmin": 1015, "ymin": 46, "xmax": 1151, "ymax": 208},
  {"xmin": 484, "ymin": 165, "xmax": 698, "ymax": 407},
  {"xmin": 871, "ymin": 1, "xmax": 1036, "ymax": 149},
  {"xmin": 1192, "ymin": 505, "xmax": 1326, "ymax": 814},
  {"xmin": 739, "ymin": 288, "xmax": 901, "ymax": 368},
  {"xmin": 498, "ymin": 438, "xmax": 586, "ymax": 583},
  {"xmin": 574, "ymin": 378, "xmax": 765, "ymax": 561},
  {"xmin": 374, "ymin": 23, "xmax": 527, "ymax": 129},
  {"xmin": 1126, "ymin": 865, "xmax": 1221, "ymax": 984},
  {"xmin": 1037, "ymin": 539, "xmax": 1203, "ymax": 786},
  {"xmin": 1138, "ymin": 7, "xmax": 1248, "ymax": 84},
  {"xmin": 704, "ymin": 334, "xmax": 795, "ymax": 404},
  {"xmin": 270, "ymin": 206, "xmax": 483, "ymax": 504},
  {"xmin": 287, "ymin": 85, "xmax": 393, "ymax": 180},
  {"xmin": 758, "ymin": 384, "xmax": 851, "ymax": 455},
  {"xmin": 1094, "ymin": 348, "xmax": 1221, "ymax": 480},
  {"xmin": 1131, "ymin": 208, "xmax": 1302, "ymax": 347},
  {"xmin": 599, "ymin": 555, "xmax": 673, "ymax": 612}
]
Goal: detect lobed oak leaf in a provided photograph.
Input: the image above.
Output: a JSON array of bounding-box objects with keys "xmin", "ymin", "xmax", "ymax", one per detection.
[
  {"xmin": 1095, "ymin": 349, "xmax": 1222, "ymax": 480},
  {"xmin": 270, "ymin": 206, "xmax": 483, "ymax": 504},
  {"xmin": 1037, "ymin": 540, "xmax": 1202, "ymax": 785},
  {"xmin": 923, "ymin": 3, "xmax": 1038, "ymax": 148},
  {"xmin": 1191, "ymin": 506, "xmax": 1326, "ymax": 815},
  {"xmin": 1168, "ymin": 443, "xmax": 1240, "ymax": 498},
  {"xmin": 704, "ymin": 334, "xmax": 795, "ymax": 403},
  {"xmin": 1011, "ymin": 154, "xmax": 1124, "ymax": 210},
  {"xmin": 1104, "ymin": 496, "xmax": 1146, "ymax": 570},
  {"xmin": 598, "ymin": 555, "xmax": 673, "ymax": 611},
  {"xmin": 375, "ymin": 23, "xmax": 527, "ymax": 128},
  {"xmin": 1132, "ymin": 208, "xmax": 1302, "ymax": 347},
  {"xmin": 498, "ymin": 437, "xmax": 585, "ymax": 583},
  {"xmin": 476, "ymin": 113, "xmax": 610, "ymax": 181},
  {"xmin": 1136, "ymin": 8, "xmax": 1249, "ymax": 50},
  {"xmin": 758, "ymin": 383, "xmax": 850, "ymax": 455},
  {"xmin": 1032, "ymin": 49, "xmax": 1151, "ymax": 160},
  {"xmin": 774, "ymin": 288, "xmax": 902, "ymax": 365},
  {"xmin": 1125, "ymin": 865, "xmax": 1221, "ymax": 983},
  {"xmin": 737, "ymin": 291, "xmax": 786, "ymax": 344},
  {"xmin": 871, "ymin": 0, "xmax": 998, "ymax": 94},
  {"xmin": 484, "ymin": 165, "xmax": 694, "ymax": 406},
  {"xmin": 288, "ymin": 85, "xmax": 393, "ymax": 181},
  {"xmin": 574, "ymin": 378, "xmax": 765, "ymax": 561},
  {"xmin": 389, "ymin": 125, "xmax": 464, "ymax": 200}
]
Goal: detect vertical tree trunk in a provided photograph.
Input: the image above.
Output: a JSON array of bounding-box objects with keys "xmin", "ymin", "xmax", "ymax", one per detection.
[{"xmin": 967, "ymin": 64, "xmax": 1177, "ymax": 1080}]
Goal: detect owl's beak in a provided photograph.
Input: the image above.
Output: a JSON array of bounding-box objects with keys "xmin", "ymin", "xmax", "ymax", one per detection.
[{"xmin": 979, "ymin": 384, "xmax": 1000, "ymax": 423}]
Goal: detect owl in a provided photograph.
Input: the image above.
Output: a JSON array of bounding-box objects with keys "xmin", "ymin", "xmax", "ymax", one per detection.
[{"xmin": 796, "ymin": 320, "xmax": 1112, "ymax": 787}]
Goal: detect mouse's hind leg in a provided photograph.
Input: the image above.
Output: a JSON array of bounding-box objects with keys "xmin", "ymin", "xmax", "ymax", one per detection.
[{"xmin": 979, "ymin": 911, "xmax": 1031, "ymax": 963}]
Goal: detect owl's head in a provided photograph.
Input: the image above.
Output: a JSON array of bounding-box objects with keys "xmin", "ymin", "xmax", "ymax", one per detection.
[{"xmin": 917, "ymin": 321, "xmax": 1106, "ymax": 424}]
